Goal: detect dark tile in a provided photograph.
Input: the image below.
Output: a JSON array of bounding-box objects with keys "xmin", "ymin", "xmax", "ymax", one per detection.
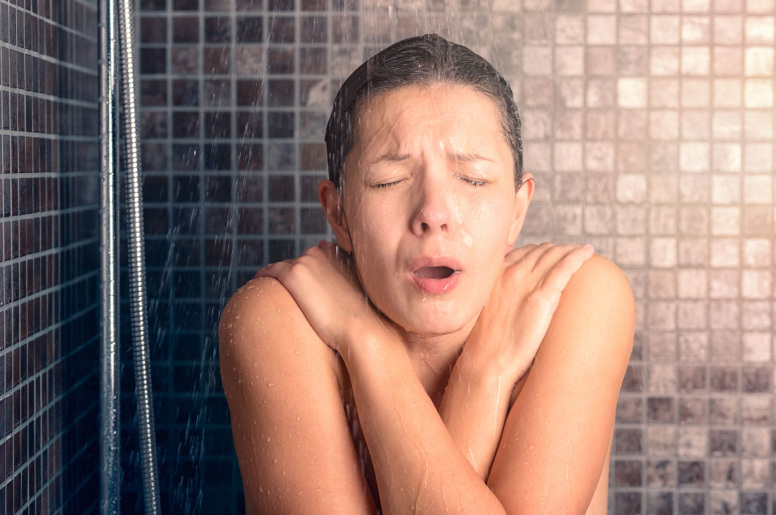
[
  {"xmin": 204, "ymin": 112, "xmax": 232, "ymax": 139},
  {"xmin": 140, "ymin": 17, "xmax": 167, "ymax": 43},
  {"xmin": 235, "ymin": 0, "xmax": 262, "ymax": 10},
  {"xmin": 173, "ymin": 17, "xmax": 199, "ymax": 43},
  {"xmin": 236, "ymin": 112, "xmax": 263, "ymax": 139},
  {"xmin": 236, "ymin": 143, "xmax": 263, "ymax": 171},
  {"xmin": 204, "ymin": 176, "xmax": 232, "ymax": 203},
  {"xmin": 205, "ymin": 16, "xmax": 231, "ymax": 43},
  {"xmin": 237, "ymin": 208, "xmax": 263, "ymax": 235},
  {"xmin": 679, "ymin": 366, "xmax": 706, "ymax": 392},
  {"xmin": 614, "ymin": 460, "xmax": 642, "ymax": 487},
  {"xmin": 710, "ymin": 429, "xmax": 737, "ymax": 457},
  {"xmin": 172, "ymin": 80, "xmax": 199, "ymax": 106},
  {"xmin": 677, "ymin": 461, "xmax": 704, "ymax": 487},
  {"xmin": 300, "ymin": 175, "xmax": 323, "ymax": 202},
  {"xmin": 173, "ymin": 0, "xmax": 198, "ymax": 10},
  {"xmin": 172, "ymin": 111, "xmax": 199, "ymax": 138},
  {"xmin": 237, "ymin": 240, "xmax": 263, "ymax": 266},
  {"xmin": 236, "ymin": 16, "xmax": 262, "ymax": 42},
  {"xmin": 140, "ymin": 80, "xmax": 167, "ymax": 106},
  {"xmin": 268, "ymin": 112, "xmax": 294, "ymax": 138},
  {"xmin": 173, "ymin": 176, "xmax": 199, "ymax": 202},
  {"xmin": 269, "ymin": 0, "xmax": 293, "ymax": 8},
  {"xmin": 622, "ymin": 365, "xmax": 644, "ymax": 392},
  {"xmin": 268, "ymin": 239, "xmax": 295, "ymax": 261},
  {"xmin": 646, "ymin": 460, "xmax": 675, "ymax": 488},
  {"xmin": 140, "ymin": 112, "xmax": 167, "ymax": 139},
  {"xmin": 710, "ymin": 367, "xmax": 737, "ymax": 392},
  {"xmin": 203, "ymin": 47, "xmax": 230, "ymax": 74},
  {"xmin": 204, "ymin": 144, "xmax": 231, "ymax": 170},
  {"xmin": 236, "ymin": 176, "xmax": 263, "ymax": 202},
  {"xmin": 615, "ymin": 492, "xmax": 642, "ymax": 515},
  {"xmin": 268, "ymin": 79, "xmax": 294, "ymax": 107},
  {"xmin": 301, "ymin": 0, "xmax": 325, "ymax": 8},
  {"xmin": 300, "ymin": 47, "xmax": 326, "ymax": 74},
  {"xmin": 647, "ymin": 397, "xmax": 674, "ymax": 423},
  {"xmin": 268, "ymin": 175, "xmax": 294, "ymax": 202},
  {"xmin": 678, "ymin": 398, "xmax": 707, "ymax": 425},
  {"xmin": 172, "ymin": 144, "xmax": 200, "ymax": 170},
  {"xmin": 300, "ymin": 208, "xmax": 326, "ymax": 234},
  {"xmin": 742, "ymin": 367, "xmax": 770, "ymax": 393},
  {"xmin": 332, "ymin": 15, "xmax": 358, "ymax": 43},
  {"xmin": 300, "ymin": 143, "xmax": 325, "ymax": 170},
  {"xmin": 268, "ymin": 48, "xmax": 294, "ymax": 74},
  {"xmin": 140, "ymin": 48, "xmax": 166, "ymax": 74},
  {"xmin": 301, "ymin": 16, "xmax": 326, "ymax": 43},
  {"xmin": 615, "ymin": 428, "xmax": 642, "ymax": 454},
  {"xmin": 237, "ymin": 79, "xmax": 263, "ymax": 106},
  {"xmin": 268, "ymin": 208, "xmax": 294, "ymax": 234},
  {"xmin": 740, "ymin": 493, "xmax": 767, "ymax": 515},
  {"xmin": 204, "ymin": 207, "xmax": 230, "ymax": 234}
]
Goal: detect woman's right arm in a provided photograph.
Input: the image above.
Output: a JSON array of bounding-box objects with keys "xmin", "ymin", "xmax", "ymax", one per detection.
[{"xmin": 219, "ymin": 277, "xmax": 379, "ymax": 515}]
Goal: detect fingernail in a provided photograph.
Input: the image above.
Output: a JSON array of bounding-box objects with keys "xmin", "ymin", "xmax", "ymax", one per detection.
[{"xmin": 583, "ymin": 243, "xmax": 593, "ymax": 250}]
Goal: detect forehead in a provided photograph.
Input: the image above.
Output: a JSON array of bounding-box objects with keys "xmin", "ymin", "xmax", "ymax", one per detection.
[{"xmin": 353, "ymin": 84, "xmax": 505, "ymax": 152}]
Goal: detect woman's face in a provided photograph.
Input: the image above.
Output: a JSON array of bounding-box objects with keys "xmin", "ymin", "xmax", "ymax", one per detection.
[{"xmin": 323, "ymin": 83, "xmax": 532, "ymax": 337}]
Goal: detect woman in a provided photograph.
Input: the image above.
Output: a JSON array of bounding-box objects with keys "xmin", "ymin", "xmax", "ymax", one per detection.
[{"xmin": 219, "ymin": 34, "xmax": 635, "ymax": 515}]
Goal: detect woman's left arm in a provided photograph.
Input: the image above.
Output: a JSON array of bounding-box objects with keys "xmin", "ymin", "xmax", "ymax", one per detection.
[{"xmin": 339, "ymin": 324, "xmax": 509, "ymax": 515}]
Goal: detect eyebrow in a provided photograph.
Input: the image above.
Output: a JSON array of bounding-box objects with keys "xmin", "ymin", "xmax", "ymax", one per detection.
[{"xmin": 373, "ymin": 152, "xmax": 495, "ymax": 163}]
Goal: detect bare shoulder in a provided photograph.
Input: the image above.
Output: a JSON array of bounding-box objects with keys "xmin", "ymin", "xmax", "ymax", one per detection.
[
  {"xmin": 561, "ymin": 252, "xmax": 636, "ymax": 358},
  {"xmin": 488, "ymin": 252, "xmax": 635, "ymax": 514},
  {"xmin": 219, "ymin": 277, "xmax": 376, "ymax": 515}
]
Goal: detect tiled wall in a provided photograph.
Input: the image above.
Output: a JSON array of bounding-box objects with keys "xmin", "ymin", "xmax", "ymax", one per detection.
[
  {"xmin": 134, "ymin": 0, "xmax": 776, "ymax": 513},
  {"xmin": 0, "ymin": 0, "xmax": 100, "ymax": 512}
]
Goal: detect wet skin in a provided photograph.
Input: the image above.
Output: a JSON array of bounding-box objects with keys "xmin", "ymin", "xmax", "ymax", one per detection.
[{"xmin": 219, "ymin": 83, "xmax": 634, "ymax": 514}]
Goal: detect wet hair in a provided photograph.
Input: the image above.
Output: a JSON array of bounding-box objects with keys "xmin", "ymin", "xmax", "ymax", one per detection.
[{"xmin": 324, "ymin": 33, "xmax": 524, "ymax": 197}]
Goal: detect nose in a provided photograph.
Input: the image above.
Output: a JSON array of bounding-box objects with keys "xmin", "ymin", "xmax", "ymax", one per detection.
[{"xmin": 411, "ymin": 171, "xmax": 455, "ymax": 237}]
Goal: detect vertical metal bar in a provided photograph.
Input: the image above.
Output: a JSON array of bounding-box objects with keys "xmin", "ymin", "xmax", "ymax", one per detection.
[{"xmin": 99, "ymin": 0, "xmax": 121, "ymax": 510}]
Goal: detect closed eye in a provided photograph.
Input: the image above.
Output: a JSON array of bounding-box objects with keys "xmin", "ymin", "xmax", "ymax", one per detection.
[{"xmin": 374, "ymin": 177, "xmax": 487, "ymax": 189}]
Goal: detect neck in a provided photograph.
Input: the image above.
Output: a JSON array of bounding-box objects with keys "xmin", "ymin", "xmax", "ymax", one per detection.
[{"xmin": 398, "ymin": 314, "xmax": 480, "ymax": 406}]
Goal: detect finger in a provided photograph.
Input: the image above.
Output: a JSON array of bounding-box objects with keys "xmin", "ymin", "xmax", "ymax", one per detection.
[
  {"xmin": 503, "ymin": 243, "xmax": 543, "ymax": 265},
  {"xmin": 255, "ymin": 261, "xmax": 293, "ymax": 279},
  {"xmin": 505, "ymin": 242, "xmax": 554, "ymax": 270},
  {"xmin": 537, "ymin": 244, "xmax": 595, "ymax": 293},
  {"xmin": 531, "ymin": 243, "xmax": 584, "ymax": 275}
]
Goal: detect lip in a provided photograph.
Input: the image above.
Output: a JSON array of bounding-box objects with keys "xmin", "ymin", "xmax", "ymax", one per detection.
[
  {"xmin": 407, "ymin": 255, "xmax": 464, "ymax": 274},
  {"xmin": 406, "ymin": 254, "xmax": 464, "ymax": 295},
  {"xmin": 409, "ymin": 270, "xmax": 462, "ymax": 294}
]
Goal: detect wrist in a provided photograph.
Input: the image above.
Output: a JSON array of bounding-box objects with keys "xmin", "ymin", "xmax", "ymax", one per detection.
[{"xmin": 338, "ymin": 320, "xmax": 403, "ymax": 371}]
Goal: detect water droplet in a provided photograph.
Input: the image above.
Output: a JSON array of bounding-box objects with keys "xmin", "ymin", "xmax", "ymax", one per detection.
[
  {"xmin": 273, "ymin": 458, "xmax": 278, "ymax": 463},
  {"xmin": 267, "ymin": 437, "xmax": 271, "ymax": 442},
  {"xmin": 268, "ymin": 382, "xmax": 274, "ymax": 387}
]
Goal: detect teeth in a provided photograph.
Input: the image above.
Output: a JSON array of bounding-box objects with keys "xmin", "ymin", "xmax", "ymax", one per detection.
[{"xmin": 415, "ymin": 266, "xmax": 455, "ymax": 279}]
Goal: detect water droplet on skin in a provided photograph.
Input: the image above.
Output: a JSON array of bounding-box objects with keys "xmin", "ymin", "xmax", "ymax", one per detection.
[
  {"xmin": 267, "ymin": 437, "xmax": 271, "ymax": 442},
  {"xmin": 277, "ymin": 307, "xmax": 281, "ymax": 312},
  {"xmin": 273, "ymin": 458, "xmax": 278, "ymax": 463},
  {"xmin": 268, "ymin": 383, "xmax": 274, "ymax": 387}
]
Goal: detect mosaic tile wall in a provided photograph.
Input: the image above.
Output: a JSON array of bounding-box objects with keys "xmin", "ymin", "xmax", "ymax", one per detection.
[
  {"xmin": 132, "ymin": 0, "xmax": 776, "ymax": 513},
  {"xmin": 0, "ymin": 0, "xmax": 101, "ymax": 512}
]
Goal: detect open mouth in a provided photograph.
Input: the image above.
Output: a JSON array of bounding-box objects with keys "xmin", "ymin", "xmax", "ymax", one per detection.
[{"xmin": 414, "ymin": 266, "xmax": 456, "ymax": 279}]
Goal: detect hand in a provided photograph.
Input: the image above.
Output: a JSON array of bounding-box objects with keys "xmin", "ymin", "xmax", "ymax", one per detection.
[
  {"xmin": 465, "ymin": 242, "xmax": 596, "ymax": 385},
  {"xmin": 254, "ymin": 240, "xmax": 401, "ymax": 353}
]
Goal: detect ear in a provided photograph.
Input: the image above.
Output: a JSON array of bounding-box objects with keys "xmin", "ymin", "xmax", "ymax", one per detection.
[
  {"xmin": 506, "ymin": 172, "xmax": 534, "ymax": 248},
  {"xmin": 318, "ymin": 179, "xmax": 354, "ymax": 253}
]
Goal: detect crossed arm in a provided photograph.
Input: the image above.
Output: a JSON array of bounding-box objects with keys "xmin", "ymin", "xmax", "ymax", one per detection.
[
  {"xmin": 220, "ymin": 253, "xmax": 634, "ymax": 514},
  {"xmin": 341, "ymin": 253, "xmax": 635, "ymax": 514}
]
